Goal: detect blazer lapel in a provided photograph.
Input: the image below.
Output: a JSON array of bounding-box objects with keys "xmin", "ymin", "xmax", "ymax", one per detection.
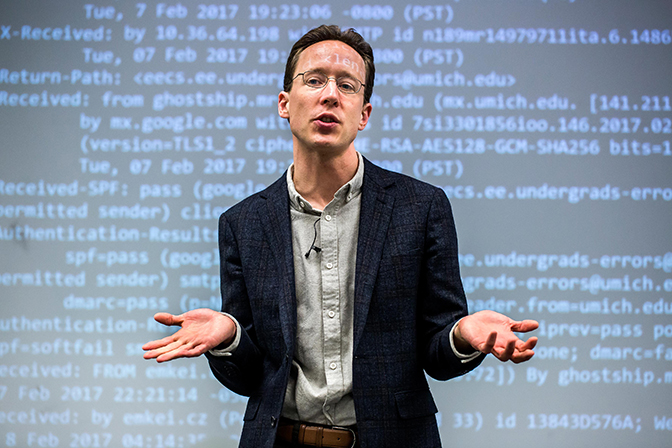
[
  {"xmin": 353, "ymin": 160, "xmax": 395, "ymax": 350},
  {"xmin": 258, "ymin": 176, "xmax": 297, "ymax": 350}
]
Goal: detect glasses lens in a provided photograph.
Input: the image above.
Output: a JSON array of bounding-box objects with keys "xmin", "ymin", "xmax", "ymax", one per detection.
[
  {"xmin": 336, "ymin": 77, "xmax": 360, "ymax": 94},
  {"xmin": 303, "ymin": 71, "xmax": 327, "ymax": 88}
]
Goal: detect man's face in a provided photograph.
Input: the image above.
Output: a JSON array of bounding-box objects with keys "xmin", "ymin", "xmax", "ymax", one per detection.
[{"xmin": 278, "ymin": 40, "xmax": 372, "ymax": 155}]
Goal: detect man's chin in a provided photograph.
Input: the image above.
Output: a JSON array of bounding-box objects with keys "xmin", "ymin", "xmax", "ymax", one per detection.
[{"xmin": 304, "ymin": 140, "xmax": 354, "ymax": 156}]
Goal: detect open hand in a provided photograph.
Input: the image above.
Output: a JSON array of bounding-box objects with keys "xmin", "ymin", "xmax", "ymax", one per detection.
[
  {"xmin": 455, "ymin": 310, "xmax": 538, "ymax": 363},
  {"xmin": 142, "ymin": 308, "xmax": 236, "ymax": 363}
]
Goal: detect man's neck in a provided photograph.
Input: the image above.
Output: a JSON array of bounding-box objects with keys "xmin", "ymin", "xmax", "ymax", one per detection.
[{"xmin": 292, "ymin": 147, "xmax": 359, "ymax": 210}]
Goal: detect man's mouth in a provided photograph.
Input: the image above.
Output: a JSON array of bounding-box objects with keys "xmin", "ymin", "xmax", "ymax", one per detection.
[{"xmin": 316, "ymin": 114, "xmax": 339, "ymax": 124}]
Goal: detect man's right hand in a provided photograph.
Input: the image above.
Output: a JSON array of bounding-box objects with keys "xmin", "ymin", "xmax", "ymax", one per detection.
[{"xmin": 142, "ymin": 308, "xmax": 236, "ymax": 363}]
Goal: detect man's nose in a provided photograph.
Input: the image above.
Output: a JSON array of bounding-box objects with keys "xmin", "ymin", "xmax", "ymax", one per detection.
[{"xmin": 320, "ymin": 78, "xmax": 340, "ymax": 103}]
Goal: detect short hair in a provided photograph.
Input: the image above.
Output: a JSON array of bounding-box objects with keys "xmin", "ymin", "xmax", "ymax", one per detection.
[{"xmin": 283, "ymin": 25, "xmax": 375, "ymax": 104}]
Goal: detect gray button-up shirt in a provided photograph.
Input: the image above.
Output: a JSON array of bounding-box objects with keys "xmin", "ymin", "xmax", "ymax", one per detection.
[{"xmin": 282, "ymin": 153, "xmax": 364, "ymax": 426}]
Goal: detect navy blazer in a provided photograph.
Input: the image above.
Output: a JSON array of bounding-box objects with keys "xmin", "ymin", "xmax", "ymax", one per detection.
[{"xmin": 206, "ymin": 158, "xmax": 484, "ymax": 448}]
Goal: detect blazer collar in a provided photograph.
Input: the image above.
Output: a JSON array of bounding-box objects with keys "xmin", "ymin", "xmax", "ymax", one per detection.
[
  {"xmin": 258, "ymin": 176, "xmax": 297, "ymax": 350},
  {"xmin": 353, "ymin": 158, "xmax": 396, "ymax": 350}
]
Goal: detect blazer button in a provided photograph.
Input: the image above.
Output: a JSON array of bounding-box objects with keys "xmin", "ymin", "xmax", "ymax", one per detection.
[{"xmin": 270, "ymin": 416, "xmax": 277, "ymax": 427}]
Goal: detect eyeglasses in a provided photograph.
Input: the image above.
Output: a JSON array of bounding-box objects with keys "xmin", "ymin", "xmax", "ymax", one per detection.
[{"xmin": 292, "ymin": 70, "xmax": 365, "ymax": 95}]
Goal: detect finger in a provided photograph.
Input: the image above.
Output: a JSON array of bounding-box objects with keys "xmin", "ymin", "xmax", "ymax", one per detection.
[
  {"xmin": 143, "ymin": 345, "xmax": 173, "ymax": 360},
  {"xmin": 143, "ymin": 350, "xmax": 159, "ymax": 360},
  {"xmin": 156, "ymin": 343, "xmax": 206, "ymax": 363},
  {"xmin": 155, "ymin": 349, "xmax": 185, "ymax": 363},
  {"xmin": 495, "ymin": 338, "xmax": 516, "ymax": 361},
  {"xmin": 143, "ymin": 345, "xmax": 178, "ymax": 360},
  {"xmin": 519, "ymin": 336, "xmax": 538, "ymax": 351},
  {"xmin": 143, "ymin": 335, "xmax": 190, "ymax": 359},
  {"xmin": 479, "ymin": 331, "xmax": 498, "ymax": 354},
  {"xmin": 510, "ymin": 319, "xmax": 539, "ymax": 333},
  {"xmin": 510, "ymin": 349, "xmax": 535, "ymax": 364},
  {"xmin": 142, "ymin": 333, "xmax": 180, "ymax": 351},
  {"xmin": 512, "ymin": 335, "xmax": 538, "ymax": 352}
]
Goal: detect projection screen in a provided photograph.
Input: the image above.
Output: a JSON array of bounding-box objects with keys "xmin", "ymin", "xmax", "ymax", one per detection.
[{"xmin": 1, "ymin": 1, "xmax": 671, "ymax": 447}]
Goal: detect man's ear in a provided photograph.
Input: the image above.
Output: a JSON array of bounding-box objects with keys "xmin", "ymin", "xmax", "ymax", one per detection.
[
  {"xmin": 278, "ymin": 91, "xmax": 290, "ymax": 119},
  {"xmin": 358, "ymin": 102, "xmax": 372, "ymax": 131}
]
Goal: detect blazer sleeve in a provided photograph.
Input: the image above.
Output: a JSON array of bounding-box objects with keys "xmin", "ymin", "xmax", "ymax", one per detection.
[
  {"xmin": 205, "ymin": 212, "xmax": 264, "ymax": 397},
  {"xmin": 418, "ymin": 188, "xmax": 485, "ymax": 380}
]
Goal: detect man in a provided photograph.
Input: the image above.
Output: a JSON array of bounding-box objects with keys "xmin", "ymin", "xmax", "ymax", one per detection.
[{"xmin": 143, "ymin": 25, "xmax": 538, "ymax": 448}]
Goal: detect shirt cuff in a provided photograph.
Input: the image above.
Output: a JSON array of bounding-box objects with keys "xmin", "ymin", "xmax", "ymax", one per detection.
[
  {"xmin": 450, "ymin": 318, "xmax": 482, "ymax": 363},
  {"xmin": 208, "ymin": 312, "xmax": 241, "ymax": 357}
]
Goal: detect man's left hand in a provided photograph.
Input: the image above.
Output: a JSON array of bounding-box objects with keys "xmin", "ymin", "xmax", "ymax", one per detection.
[{"xmin": 455, "ymin": 310, "xmax": 538, "ymax": 363}]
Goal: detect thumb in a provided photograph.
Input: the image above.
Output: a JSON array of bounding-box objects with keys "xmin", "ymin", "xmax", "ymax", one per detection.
[
  {"xmin": 153, "ymin": 312, "xmax": 183, "ymax": 326},
  {"xmin": 510, "ymin": 319, "xmax": 539, "ymax": 333}
]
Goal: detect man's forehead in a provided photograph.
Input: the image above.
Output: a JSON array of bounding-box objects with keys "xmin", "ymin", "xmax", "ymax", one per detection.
[{"xmin": 298, "ymin": 40, "xmax": 364, "ymax": 77}]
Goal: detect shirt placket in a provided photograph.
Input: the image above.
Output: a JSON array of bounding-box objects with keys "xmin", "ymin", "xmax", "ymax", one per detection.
[{"xmin": 320, "ymin": 202, "xmax": 343, "ymax": 422}]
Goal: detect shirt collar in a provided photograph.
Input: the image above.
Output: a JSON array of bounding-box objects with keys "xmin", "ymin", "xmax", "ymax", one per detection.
[{"xmin": 287, "ymin": 152, "xmax": 364, "ymax": 213}]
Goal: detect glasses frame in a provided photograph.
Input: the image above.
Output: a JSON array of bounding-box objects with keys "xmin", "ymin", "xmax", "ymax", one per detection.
[{"xmin": 292, "ymin": 70, "xmax": 365, "ymax": 95}]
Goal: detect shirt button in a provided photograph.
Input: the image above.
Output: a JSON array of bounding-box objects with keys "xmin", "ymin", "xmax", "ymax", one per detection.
[
  {"xmin": 324, "ymin": 405, "xmax": 331, "ymax": 411},
  {"xmin": 326, "ymin": 262, "xmax": 333, "ymax": 269},
  {"xmin": 328, "ymin": 310, "xmax": 336, "ymax": 318},
  {"xmin": 325, "ymin": 215, "xmax": 332, "ymax": 221},
  {"xmin": 329, "ymin": 362, "xmax": 337, "ymax": 370}
]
